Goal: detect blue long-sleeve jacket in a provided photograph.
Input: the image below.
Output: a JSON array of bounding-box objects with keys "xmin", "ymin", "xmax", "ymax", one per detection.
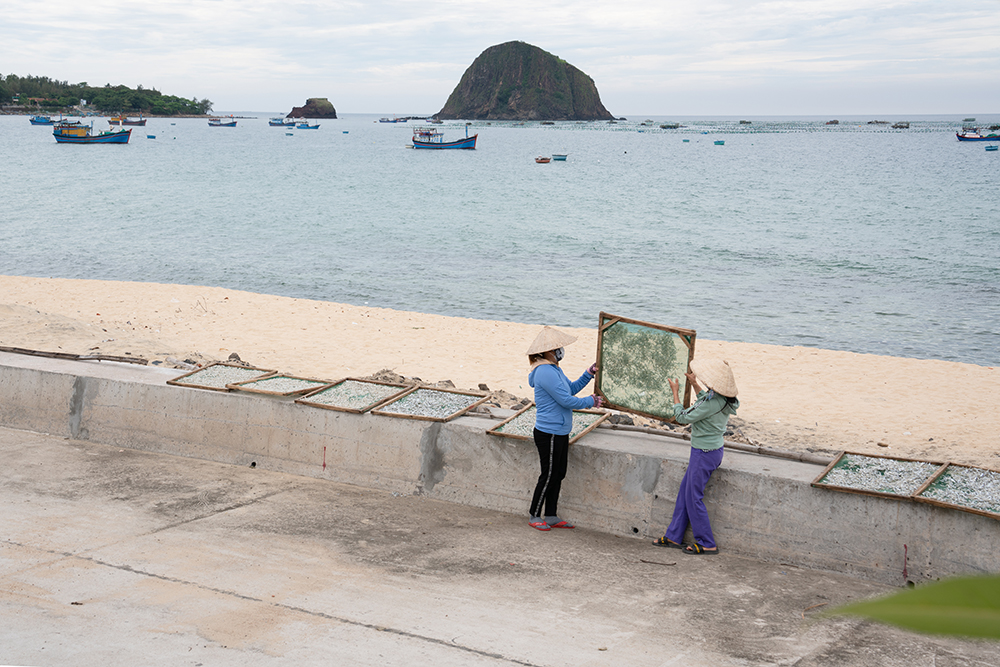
[{"xmin": 529, "ymin": 363, "xmax": 595, "ymax": 435}]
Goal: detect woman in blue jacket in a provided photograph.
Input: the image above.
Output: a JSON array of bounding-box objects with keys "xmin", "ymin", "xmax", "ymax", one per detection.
[{"xmin": 525, "ymin": 326, "xmax": 602, "ymax": 531}]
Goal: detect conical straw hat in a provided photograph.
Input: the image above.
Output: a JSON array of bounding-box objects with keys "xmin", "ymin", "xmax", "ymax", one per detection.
[
  {"xmin": 526, "ymin": 326, "xmax": 578, "ymax": 355},
  {"xmin": 689, "ymin": 358, "xmax": 738, "ymax": 398}
]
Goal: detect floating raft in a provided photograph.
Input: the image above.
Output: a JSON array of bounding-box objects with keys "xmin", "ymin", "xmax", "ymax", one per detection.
[
  {"xmin": 296, "ymin": 378, "xmax": 412, "ymax": 413},
  {"xmin": 371, "ymin": 387, "xmax": 488, "ymax": 422},
  {"xmin": 227, "ymin": 374, "xmax": 331, "ymax": 396},
  {"xmin": 487, "ymin": 403, "xmax": 608, "ymax": 444},
  {"xmin": 166, "ymin": 362, "xmax": 277, "ymax": 392}
]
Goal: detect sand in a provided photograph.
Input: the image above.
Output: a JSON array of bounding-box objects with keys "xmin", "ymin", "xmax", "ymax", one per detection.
[{"xmin": 2, "ymin": 275, "xmax": 997, "ymax": 469}]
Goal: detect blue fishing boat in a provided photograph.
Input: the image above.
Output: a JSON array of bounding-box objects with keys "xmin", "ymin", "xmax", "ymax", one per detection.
[
  {"xmin": 987, "ymin": 145, "xmax": 998, "ymax": 152},
  {"xmin": 552, "ymin": 154, "xmax": 567, "ymax": 161},
  {"xmin": 53, "ymin": 123, "xmax": 131, "ymax": 144},
  {"xmin": 269, "ymin": 117, "xmax": 295, "ymax": 127},
  {"xmin": 29, "ymin": 115, "xmax": 55, "ymax": 125},
  {"xmin": 296, "ymin": 121, "xmax": 320, "ymax": 130},
  {"xmin": 412, "ymin": 126, "xmax": 477, "ymax": 150},
  {"xmin": 208, "ymin": 117, "xmax": 237, "ymax": 127}
]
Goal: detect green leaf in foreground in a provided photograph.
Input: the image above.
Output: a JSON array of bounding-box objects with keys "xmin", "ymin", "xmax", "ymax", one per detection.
[{"xmin": 830, "ymin": 575, "xmax": 1000, "ymax": 640}]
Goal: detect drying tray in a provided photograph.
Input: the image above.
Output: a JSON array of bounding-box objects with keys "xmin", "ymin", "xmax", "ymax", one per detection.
[
  {"xmin": 487, "ymin": 402, "xmax": 608, "ymax": 445},
  {"xmin": 166, "ymin": 362, "xmax": 277, "ymax": 392},
  {"xmin": 370, "ymin": 386, "xmax": 488, "ymax": 422},
  {"xmin": 296, "ymin": 378, "xmax": 413, "ymax": 414}
]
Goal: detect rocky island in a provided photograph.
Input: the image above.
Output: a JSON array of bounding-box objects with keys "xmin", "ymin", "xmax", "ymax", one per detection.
[
  {"xmin": 437, "ymin": 41, "xmax": 614, "ymax": 121},
  {"xmin": 287, "ymin": 97, "xmax": 338, "ymax": 118}
]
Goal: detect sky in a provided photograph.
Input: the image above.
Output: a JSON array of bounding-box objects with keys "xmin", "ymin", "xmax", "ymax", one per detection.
[{"xmin": 3, "ymin": 0, "xmax": 999, "ymax": 116}]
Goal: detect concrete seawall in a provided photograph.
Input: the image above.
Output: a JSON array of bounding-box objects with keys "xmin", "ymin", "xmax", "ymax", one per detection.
[{"xmin": 1, "ymin": 350, "xmax": 996, "ymax": 586}]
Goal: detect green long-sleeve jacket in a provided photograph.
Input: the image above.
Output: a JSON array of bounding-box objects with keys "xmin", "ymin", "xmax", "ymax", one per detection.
[{"xmin": 671, "ymin": 390, "xmax": 739, "ymax": 451}]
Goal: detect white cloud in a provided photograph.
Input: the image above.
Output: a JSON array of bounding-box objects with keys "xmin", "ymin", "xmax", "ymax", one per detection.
[{"xmin": 1, "ymin": 0, "xmax": 998, "ymax": 113}]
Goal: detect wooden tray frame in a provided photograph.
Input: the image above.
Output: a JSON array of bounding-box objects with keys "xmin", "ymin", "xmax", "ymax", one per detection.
[
  {"xmin": 487, "ymin": 401, "xmax": 609, "ymax": 445},
  {"xmin": 912, "ymin": 462, "xmax": 1000, "ymax": 521},
  {"xmin": 594, "ymin": 312, "xmax": 696, "ymax": 422},
  {"xmin": 295, "ymin": 377, "xmax": 414, "ymax": 414},
  {"xmin": 227, "ymin": 374, "xmax": 334, "ymax": 397},
  {"xmin": 166, "ymin": 362, "xmax": 277, "ymax": 392},
  {"xmin": 811, "ymin": 450, "xmax": 947, "ymax": 501},
  {"xmin": 370, "ymin": 386, "xmax": 488, "ymax": 423}
]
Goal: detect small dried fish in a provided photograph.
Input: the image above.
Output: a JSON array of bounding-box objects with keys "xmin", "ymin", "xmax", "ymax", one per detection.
[
  {"xmin": 305, "ymin": 380, "xmax": 404, "ymax": 410},
  {"xmin": 236, "ymin": 375, "xmax": 328, "ymax": 394},
  {"xmin": 495, "ymin": 406, "xmax": 603, "ymax": 441},
  {"xmin": 820, "ymin": 453, "xmax": 940, "ymax": 496},
  {"xmin": 921, "ymin": 466, "xmax": 1000, "ymax": 514},
  {"xmin": 378, "ymin": 388, "xmax": 481, "ymax": 419},
  {"xmin": 174, "ymin": 364, "xmax": 270, "ymax": 389}
]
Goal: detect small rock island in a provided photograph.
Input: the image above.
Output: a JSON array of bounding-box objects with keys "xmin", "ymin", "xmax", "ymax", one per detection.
[
  {"xmin": 437, "ymin": 41, "xmax": 614, "ymax": 121},
  {"xmin": 287, "ymin": 98, "xmax": 338, "ymax": 119}
]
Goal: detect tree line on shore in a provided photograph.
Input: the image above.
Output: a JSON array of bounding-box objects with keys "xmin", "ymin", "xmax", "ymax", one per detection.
[{"xmin": 0, "ymin": 74, "xmax": 212, "ymax": 116}]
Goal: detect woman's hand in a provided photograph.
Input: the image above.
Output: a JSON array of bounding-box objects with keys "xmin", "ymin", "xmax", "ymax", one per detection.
[
  {"xmin": 590, "ymin": 394, "xmax": 603, "ymax": 409},
  {"xmin": 685, "ymin": 372, "xmax": 702, "ymax": 393},
  {"xmin": 667, "ymin": 378, "xmax": 681, "ymax": 404},
  {"xmin": 588, "ymin": 363, "xmax": 598, "ymax": 375}
]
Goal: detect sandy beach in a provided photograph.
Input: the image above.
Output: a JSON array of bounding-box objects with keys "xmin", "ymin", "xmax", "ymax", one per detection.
[{"xmin": 2, "ymin": 275, "xmax": 997, "ymax": 468}]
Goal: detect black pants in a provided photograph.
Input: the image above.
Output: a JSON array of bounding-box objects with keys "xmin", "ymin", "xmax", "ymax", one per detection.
[{"xmin": 530, "ymin": 428, "xmax": 569, "ymax": 518}]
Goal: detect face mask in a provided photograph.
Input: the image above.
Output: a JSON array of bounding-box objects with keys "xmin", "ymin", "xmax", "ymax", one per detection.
[{"xmin": 553, "ymin": 348, "xmax": 565, "ymax": 362}]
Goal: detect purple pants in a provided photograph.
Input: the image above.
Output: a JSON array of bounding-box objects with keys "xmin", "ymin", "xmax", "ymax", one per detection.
[{"xmin": 665, "ymin": 446, "xmax": 724, "ymax": 549}]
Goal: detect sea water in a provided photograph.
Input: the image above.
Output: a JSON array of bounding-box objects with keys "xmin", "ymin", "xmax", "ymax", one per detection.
[{"xmin": 1, "ymin": 113, "xmax": 998, "ymax": 366}]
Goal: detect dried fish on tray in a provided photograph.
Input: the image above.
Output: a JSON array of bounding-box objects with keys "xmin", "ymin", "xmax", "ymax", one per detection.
[
  {"xmin": 227, "ymin": 374, "xmax": 332, "ymax": 396},
  {"xmin": 296, "ymin": 378, "xmax": 412, "ymax": 414},
  {"xmin": 166, "ymin": 362, "xmax": 277, "ymax": 392},
  {"xmin": 370, "ymin": 387, "xmax": 488, "ymax": 422},
  {"xmin": 914, "ymin": 463, "xmax": 1000, "ymax": 520},
  {"xmin": 812, "ymin": 451, "xmax": 945, "ymax": 500},
  {"xmin": 488, "ymin": 403, "xmax": 608, "ymax": 444}
]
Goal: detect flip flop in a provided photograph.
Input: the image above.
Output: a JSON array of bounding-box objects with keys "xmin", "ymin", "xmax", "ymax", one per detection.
[
  {"xmin": 652, "ymin": 536, "xmax": 685, "ymax": 549},
  {"xmin": 683, "ymin": 543, "xmax": 719, "ymax": 555},
  {"xmin": 529, "ymin": 520, "xmax": 551, "ymax": 532},
  {"xmin": 549, "ymin": 520, "xmax": 575, "ymax": 529}
]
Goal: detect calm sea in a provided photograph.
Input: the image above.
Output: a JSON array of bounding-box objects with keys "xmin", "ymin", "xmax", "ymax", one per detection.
[{"xmin": 2, "ymin": 113, "xmax": 998, "ymax": 366}]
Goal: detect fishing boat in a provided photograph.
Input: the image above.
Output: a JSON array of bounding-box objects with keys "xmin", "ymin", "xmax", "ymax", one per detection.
[
  {"xmin": 411, "ymin": 126, "xmax": 477, "ymax": 149},
  {"xmin": 52, "ymin": 123, "xmax": 131, "ymax": 144},
  {"xmin": 269, "ymin": 117, "xmax": 296, "ymax": 127},
  {"xmin": 208, "ymin": 117, "xmax": 237, "ymax": 127},
  {"xmin": 535, "ymin": 156, "xmax": 551, "ymax": 163},
  {"xmin": 956, "ymin": 130, "xmax": 1000, "ymax": 141},
  {"xmin": 296, "ymin": 121, "xmax": 320, "ymax": 129},
  {"xmin": 379, "ymin": 117, "xmax": 406, "ymax": 123},
  {"xmin": 29, "ymin": 115, "xmax": 55, "ymax": 125},
  {"xmin": 987, "ymin": 145, "xmax": 999, "ymax": 152},
  {"xmin": 552, "ymin": 154, "xmax": 567, "ymax": 161},
  {"xmin": 110, "ymin": 114, "xmax": 147, "ymax": 126}
]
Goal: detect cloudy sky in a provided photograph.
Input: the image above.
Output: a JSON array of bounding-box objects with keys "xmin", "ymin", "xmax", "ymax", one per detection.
[{"xmin": 3, "ymin": 0, "xmax": 998, "ymax": 116}]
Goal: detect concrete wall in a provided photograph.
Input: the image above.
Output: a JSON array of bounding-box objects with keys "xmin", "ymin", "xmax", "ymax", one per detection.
[{"xmin": 1, "ymin": 351, "xmax": 996, "ymax": 586}]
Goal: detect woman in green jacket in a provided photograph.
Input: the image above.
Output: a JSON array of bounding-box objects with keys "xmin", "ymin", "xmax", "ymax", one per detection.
[{"xmin": 653, "ymin": 358, "xmax": 739, "ymax": 555}]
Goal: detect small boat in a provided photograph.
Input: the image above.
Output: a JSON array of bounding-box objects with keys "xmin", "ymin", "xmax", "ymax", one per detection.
[
  {"xmin": 660, "ymin": 122, "xmax": 681, "ymax": 129},
  {"xmin": 269, "ymin": 117, "xmax": 295, "ymax": 127},
  {"xmin": 53, "ymin": 123, "xmax": 131, "ymax": 144},
  {"xmin": 29, "ymin": 115, "xmax": 55, "ymax": 125},
  {"xmin": 956, "ymin": 130, "xmax": 1000, "ymax": 141},
  {"xmin": 552, "ymin": 154, "xmax": 567, "ymax": 161},
  {"xmin": 379, "ymin": 117, "xmax": 407, "ymax": 123},
  {"xmin": 535, "ymin": 156, "xmax": 551, "ymax": 163},
  {"xmin": 826, "ymin": 120, "xmax": 839, "ymax": 125},
  {"xmin": 987, "ymin": 145, "xmax": 999, "ymax": 152},
  {"xmin": 208, "ymin": 117, "xmax": 237, "ymax": 127},
  {"xmin": 110, "ymin": 114, "xmax": 147, "ymax": 126},
  {"xmin": 411, "ymin": 127, "xmax": 477, "ymax": 149},
  {"xmin": 296, "ymin": 121, "xmax": 320, "ymax": 129},
  {"xmin": 714, "ymin": 140, "xmax": 725, "ymax": 145},
  {"xmin": 891, "ymin": 122, "xmax": 910, "ymax": 129}
]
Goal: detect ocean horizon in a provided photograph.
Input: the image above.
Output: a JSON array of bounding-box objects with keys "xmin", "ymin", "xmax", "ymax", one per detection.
[{"xmin": 2, "ymin": 112, "xmax": 998, "ymax": 366}]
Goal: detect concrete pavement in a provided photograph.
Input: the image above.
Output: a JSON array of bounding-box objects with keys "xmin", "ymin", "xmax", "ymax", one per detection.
[{"xmin": 2, "ymin": 426, "xmax": 997, "ymax": 666}]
